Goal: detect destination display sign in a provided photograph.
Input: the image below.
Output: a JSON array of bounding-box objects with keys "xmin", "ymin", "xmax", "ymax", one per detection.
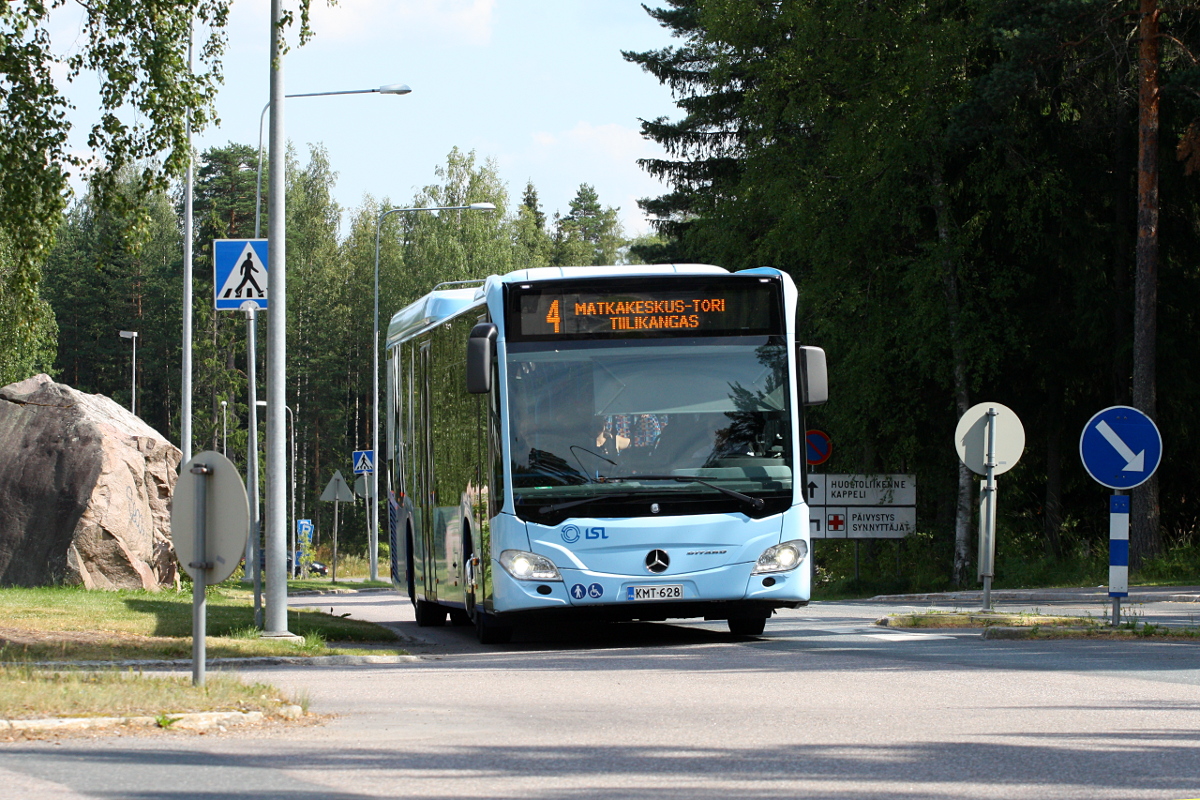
[{"xmin": 507, "ymin": 278, "xmax": 783, "ymax": 340}]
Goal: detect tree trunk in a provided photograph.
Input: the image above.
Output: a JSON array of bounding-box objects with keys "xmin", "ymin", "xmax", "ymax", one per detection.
[
  {"xmin": 930, "ymin": 161, "xmax": 974, "ymax": 586},
  {"xmin": 1132, "ymin": 0, "xmax": 1161, "ymax": 568}
]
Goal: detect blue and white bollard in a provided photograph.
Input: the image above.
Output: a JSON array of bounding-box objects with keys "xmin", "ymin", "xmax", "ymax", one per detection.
[{"xmin": 1109, "ymin": 494, "xmax": 1129, "ymax": 625}]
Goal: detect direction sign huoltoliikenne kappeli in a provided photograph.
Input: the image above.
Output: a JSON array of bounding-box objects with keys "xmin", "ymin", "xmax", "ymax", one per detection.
[{"xmin": 1079, "ymin": 405, "xmax": 1162, "ymax": 490}]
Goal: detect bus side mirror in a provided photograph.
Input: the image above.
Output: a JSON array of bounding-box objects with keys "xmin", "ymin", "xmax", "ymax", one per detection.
[
  {"xmin": 466, "ymin": 323, "xmax": 498, "ymax": 394},
  {"xmin": 798, "ymin": 346, "xmax": 828, "ymax": 406}
]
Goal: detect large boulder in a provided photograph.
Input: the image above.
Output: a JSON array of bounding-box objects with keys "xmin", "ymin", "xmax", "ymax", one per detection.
[{"xmin": 0, "ymin": 374, "xmax": 180, "ymax": 589}]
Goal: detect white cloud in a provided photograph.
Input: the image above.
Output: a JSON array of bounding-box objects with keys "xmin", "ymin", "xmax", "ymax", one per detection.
[
  {"xmin": 309, "ymin": 0, "xmax": 496, "ymax": 46},
  {"xmin": 562, "ymin": 121, "xmax": 650, "ymax": 165}
]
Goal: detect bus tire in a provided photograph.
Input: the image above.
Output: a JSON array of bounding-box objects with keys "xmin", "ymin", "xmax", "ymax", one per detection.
[
  {"xmin": 462, "ymin": 530, "xmax": 476, "ymax": 620},
  {"xmin": 475, "ymin": 610, "xmax": 513, "ymax": 645},
  {"xmin": 727, "ymin": 616, "xmax": 767, "ymax": 636},
  {"xmin": 415, "ymin": 599, "xmax": 446, "ymax": 627},
  {"xmin": 405, "ymin": 528, "xmax": 416, "ymax": 604}
]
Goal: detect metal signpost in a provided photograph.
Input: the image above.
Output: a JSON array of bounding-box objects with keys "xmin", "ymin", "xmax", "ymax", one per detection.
[
  {"xmin": 172, "ymin": 451, "xmax": 249, "ymax": 686},
  {"xmin": 320, "ymin": 470, "xmax": 355, "ymax": 582},
  {"xmin": 352, "ymin": 449, "xmax": 376, "ymax": 579},
  {"xmin": 214, "ymin": 238, "xmax": 269, "ymax": 626},
  {"xmin": 1079, "ymin": 406, "xmax": 1163, "ymax": 625},
  {"xmin": 955, "ymin": 402, "xmax": 1025, "ymax": 611}
]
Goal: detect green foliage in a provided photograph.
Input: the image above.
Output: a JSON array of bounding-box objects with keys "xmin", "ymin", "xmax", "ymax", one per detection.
[
  {"xmin": 632, "ymin": 0, "xmax": 1200, "ymax": 585},
  {"xmin": 552, "ymin": 183, "xmax": 624, "ymax": 266},
  {"xmin": 0, "ymin": 0, "xmax": 325, "ymax": 390},
  {"xmin": 0, "ymin": 231, "xmax": 57, "ymax": 385}
]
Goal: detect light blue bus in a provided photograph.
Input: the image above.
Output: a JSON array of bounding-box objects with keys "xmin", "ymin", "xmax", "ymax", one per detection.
[{"xmin": 385, "ymin": 265, "xmax": 827, "ymax": 643}]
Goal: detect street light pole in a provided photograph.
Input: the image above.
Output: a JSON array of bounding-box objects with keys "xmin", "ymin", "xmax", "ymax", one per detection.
[
  {"xmin": 371, "ymin": 202, "xmax": 495, "ymax": 581},
  {"xmin": 221, "ymin": 400, "xmax": 228, "ymax": 456},
  {"xmin": 250, "ymin": 79, "xmax": 409, "ymax": 630},
  {"xmin": 265, "ymin": 0, "xmax": 289, "ymax": 636},
  {"xmin": 258, "ymin": 400, "xmax": 295, "ymax": 577},
  {"xmin": 119, "ymin": 330, "xmax": 138, "ymax": 415}
]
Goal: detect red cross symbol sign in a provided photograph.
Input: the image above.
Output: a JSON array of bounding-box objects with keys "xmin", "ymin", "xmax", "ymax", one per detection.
[{"xmin": 827, "ymin": 514, "xmax": 846, "ymax": 532}]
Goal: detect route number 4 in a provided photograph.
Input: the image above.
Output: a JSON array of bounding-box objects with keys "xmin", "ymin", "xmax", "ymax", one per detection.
[{"xmin": 545, "ymin": 299, "xmax": 561, "ymax": 333}]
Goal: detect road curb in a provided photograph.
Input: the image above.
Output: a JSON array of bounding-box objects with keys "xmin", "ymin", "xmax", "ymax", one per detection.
[
  {"xmin": 19, "ymin": 654, "xmax": 420, "ymax": 670},
  {"xmin": 872, "ymin": 590, "xmax": 1200, "ymax": 604},
  {"xmin": 1, "ymin": 709, "xmax": 270, "ymax": 735},
  {"xmin": 288, "ymin": 587, "xmax": 393, "ymax": 597}
]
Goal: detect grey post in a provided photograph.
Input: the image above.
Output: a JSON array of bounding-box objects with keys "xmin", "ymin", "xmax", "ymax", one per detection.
[
  {"xmin": 181, "ymin": 30, "xmax": 194, "ymax": 465},
  {"xmin": 264, "ymin": 0, "xmax": 291, "ymax": 637},
  {"xmin": 190, "ymin": 462, "xmax": 211, "ymax": 686},
  {"xmin": 981, "ymin": 407, "xmax": 998, "ymax": 611}
]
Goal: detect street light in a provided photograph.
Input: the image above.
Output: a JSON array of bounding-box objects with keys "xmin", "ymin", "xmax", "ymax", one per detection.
[
  {"xmin": 258, "ymin": 400, "xmax": 296, "ymax": 578},
  {"xmin": 371, "ymin": 202, "xmax": 496, "ymax": 580},
  {"xmin": 254, "ymin": 84, "xmax": 411, "ymax": 238},
  {"xmin": 257, "ymin": 81, "xmax": 409, "ymax": 636},
  {"xmin": 119, "ymin": 330, "xmax": 138, "ymax": 415}
]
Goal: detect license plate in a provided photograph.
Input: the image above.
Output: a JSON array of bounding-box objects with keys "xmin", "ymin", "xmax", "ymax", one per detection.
[{"xmin": 627, "ymin": 584, "xmax": 683, "ymax": 601}]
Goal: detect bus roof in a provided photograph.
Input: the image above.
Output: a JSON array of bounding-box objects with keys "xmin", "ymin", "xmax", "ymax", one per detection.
[
  {"xmin": 386, "ymin": 264, "xmax": 732, "ymax": 345},
  {"xmin": 496, "ymin": 264, "xmax": 728, "ymax": 283},
  {"xmin": 387, "ymin": 286, "xmax": 483, "ymax": 345}
]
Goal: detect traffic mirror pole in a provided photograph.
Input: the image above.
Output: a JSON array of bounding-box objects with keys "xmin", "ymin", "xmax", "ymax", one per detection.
[
  {"xmin": 981, "ymin": 408, "xmax": 998, "ymax": 612},
  {"xmin": 190, "ymin": 462, "xmax": 212, "ymax": 687}
]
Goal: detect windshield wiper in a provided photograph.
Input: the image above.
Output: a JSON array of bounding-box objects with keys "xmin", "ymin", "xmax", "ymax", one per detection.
[{"xmin": 600, "ymin": 474, "xmax": 766, "ymax": 511}]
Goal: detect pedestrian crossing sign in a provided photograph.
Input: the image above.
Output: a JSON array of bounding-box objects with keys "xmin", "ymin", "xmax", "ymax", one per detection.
[
  {"xmin": 352, "ymin": 449, "xmax": 375, "ymax": 475},
  {"xmin": 214, "ymin": 239, "xmax": 269, "ymax": 310}
]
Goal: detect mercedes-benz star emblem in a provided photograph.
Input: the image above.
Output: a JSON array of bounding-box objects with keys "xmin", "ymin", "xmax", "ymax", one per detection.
[{"xmin": 645, "ymin": 549, "xmax": 670, "ymax": 574}]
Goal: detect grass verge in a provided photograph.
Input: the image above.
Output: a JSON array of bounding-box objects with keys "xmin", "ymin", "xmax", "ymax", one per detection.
[
  {"xmin": 0, "ymin": 585, "xmax": 406, "ymax": 663},
  {"xmin": 880, "ymin": 611, "xmax": 1200, "ymax": 639},
  {"xmin": 880, "ymin": 611, "xmax": 1103, "ymax": 629},
  {"xmin": 0, "ymin": 664, "xmax": 301, "ymax": 721}
]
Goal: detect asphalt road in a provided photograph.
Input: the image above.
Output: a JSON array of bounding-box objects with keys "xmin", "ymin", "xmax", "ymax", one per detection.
[{"xmin": 3, "ymin": 590, "xmax": 1200, "ymax": 800}]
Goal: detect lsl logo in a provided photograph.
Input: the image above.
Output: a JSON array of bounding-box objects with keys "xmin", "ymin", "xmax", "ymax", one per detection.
[{"xmin": 561, "ymin": 525, "xmax": 608, "ymax": 544}]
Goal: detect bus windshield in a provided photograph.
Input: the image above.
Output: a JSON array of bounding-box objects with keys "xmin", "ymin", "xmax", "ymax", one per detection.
[{"xmin": 507, "ymin": 336, "xmax": 793, "ymax": 521}]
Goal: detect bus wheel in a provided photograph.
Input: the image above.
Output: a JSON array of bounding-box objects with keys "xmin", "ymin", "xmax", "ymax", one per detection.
[
  {"xmin": 405, "ymin": 529, "xmax": 416, "ymax": 604},
  {"xmin": 462, "ymin": 531, "xmax": 477, "ymax": 619},
  {"xmin": 727, "ymin": 616, "xmax": 767, "ymax": 636},
  {"xmin": 475, "ymin": 610, "xmax": 513, "ymax": 644},
  {"xmin": 415, "ymin": 599, "xmax": 446, "ymax": 627}
]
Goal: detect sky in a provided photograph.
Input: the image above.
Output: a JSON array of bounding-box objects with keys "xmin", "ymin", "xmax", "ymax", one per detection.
[{"xmin": 58, "ymin": 1, "xmax": 683, "ymax": 238}]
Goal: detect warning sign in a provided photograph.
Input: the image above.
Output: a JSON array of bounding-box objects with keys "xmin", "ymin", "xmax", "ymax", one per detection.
[{"xmin": 214, "ymin": 239, "xmax": 269, "ymax": 310}]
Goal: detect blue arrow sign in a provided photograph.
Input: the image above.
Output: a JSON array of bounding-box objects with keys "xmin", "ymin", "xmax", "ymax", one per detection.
[
  {"xmin": 1079, "ymin": 406, "xmax": 1162, "ymax": 490},
  {"xmin": 352, "ymin": 450, "xmax": 375, "ymax": 475},
  {"xmin": 214, "ymin": 239, "xmax": 269, "ymax": 310}
]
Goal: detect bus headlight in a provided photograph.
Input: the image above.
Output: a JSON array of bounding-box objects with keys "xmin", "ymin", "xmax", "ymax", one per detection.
[
  {"xmin": 752, "ymin": 539, "xmax": 808, "ymax": 574},
  {"xmin": 499, "ymin": 550, "xmax": 563, "ymax": 581}
]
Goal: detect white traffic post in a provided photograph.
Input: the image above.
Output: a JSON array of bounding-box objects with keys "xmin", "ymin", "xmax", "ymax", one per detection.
[
  {"xmin": 1109, "ymin": 494, "xmax": 1130, "ymax": 625},
  {"xmin": 1079, "ymin": 406, "xmax": 1163, "ymax": 627}
]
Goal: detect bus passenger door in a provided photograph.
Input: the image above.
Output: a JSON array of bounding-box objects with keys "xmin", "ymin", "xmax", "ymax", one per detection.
[{"xmin": 419, "ymin": 341, "xmax": 437, "ymax": 603}]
